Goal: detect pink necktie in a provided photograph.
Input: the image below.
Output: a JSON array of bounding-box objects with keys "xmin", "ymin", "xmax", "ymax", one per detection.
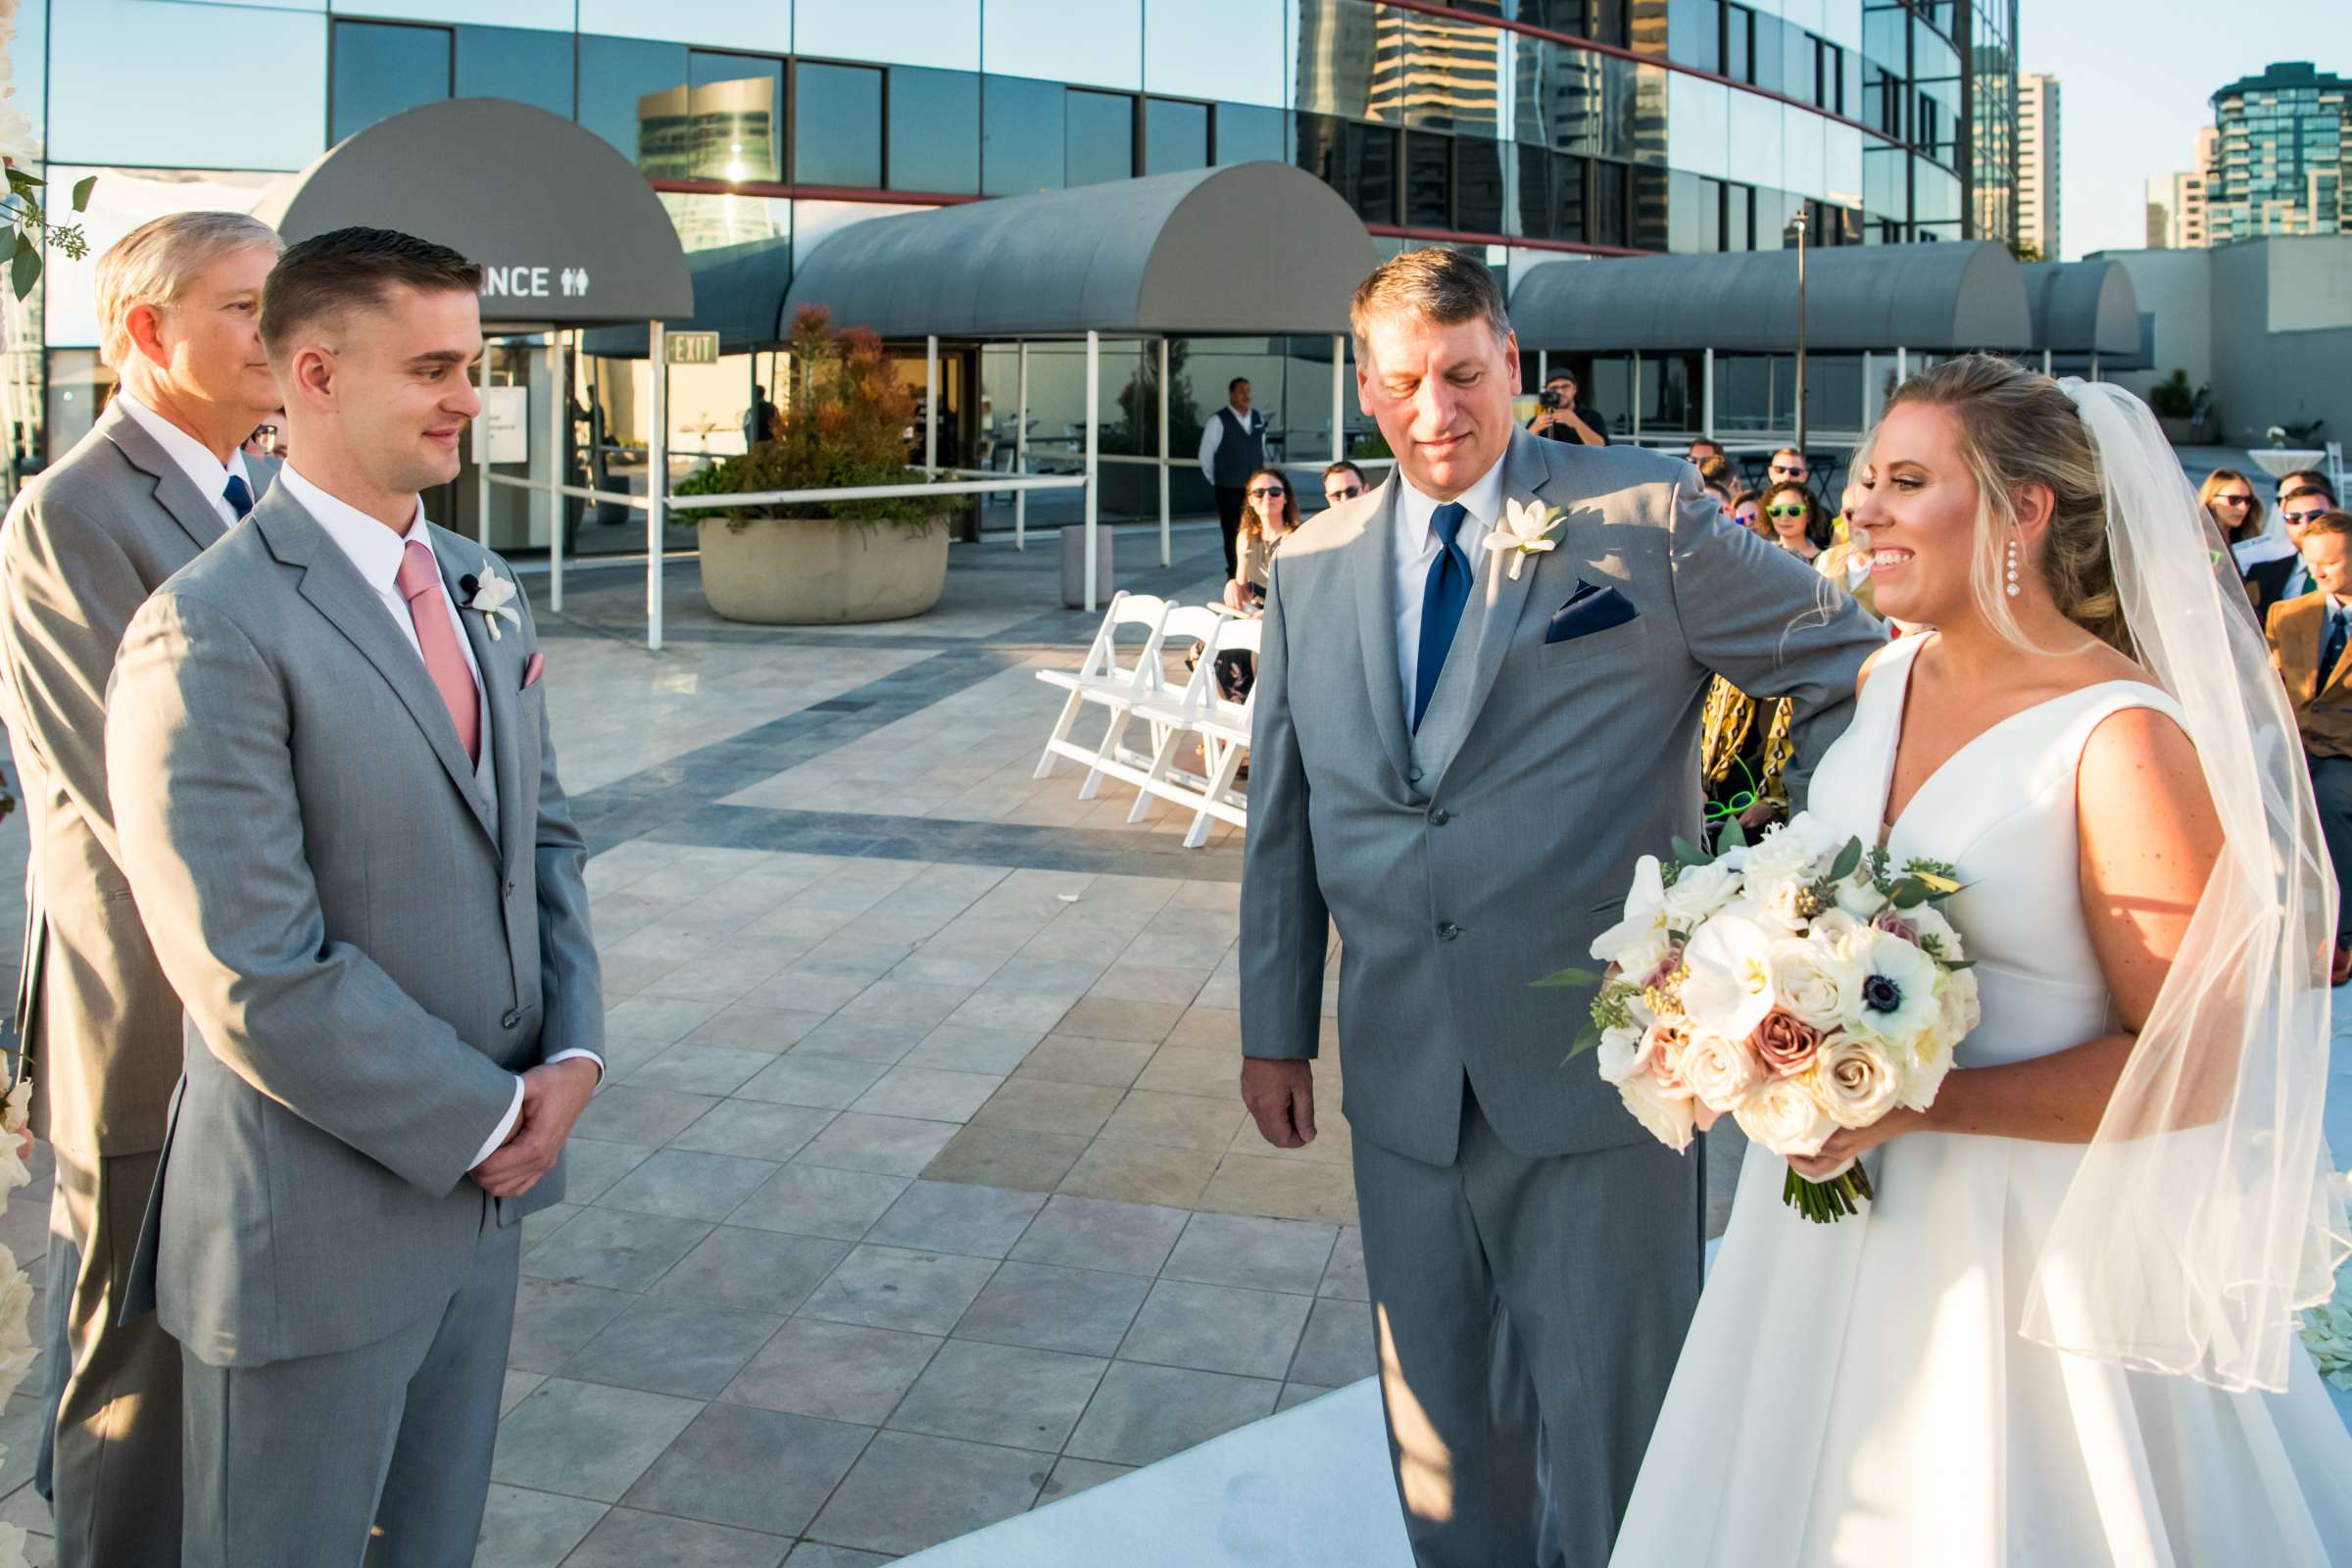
[{"xmin": 395, "ymin": 540, "xmax": 481, "ymax": 765}]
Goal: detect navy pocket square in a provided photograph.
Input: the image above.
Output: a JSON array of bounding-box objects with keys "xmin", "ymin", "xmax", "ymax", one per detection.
[{"xmin": 1545, "ymin": 581, "xmax": 1639, "ymax": 644}]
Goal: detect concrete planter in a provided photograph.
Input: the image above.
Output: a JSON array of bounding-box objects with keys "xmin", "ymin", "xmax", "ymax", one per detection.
[{"xmin": 698, "ymin": 514, "xmax": 949, "ymax": 625}]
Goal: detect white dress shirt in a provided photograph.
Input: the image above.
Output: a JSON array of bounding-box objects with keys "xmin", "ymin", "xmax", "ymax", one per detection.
[
  {"xmin": 1393, "ymin": 455, "xmax": 1507, "ymax": 725},
  {"xmin": 116, "ymin": 391, "xmax": 255, "ymax": 526},
  {"xmin": 279, "ymin": 465, "xmax": 600, "ymax": 1169},
  {"xmin": 1197, "ymin": 403, "xmax": 1265, "ymax": 484}
]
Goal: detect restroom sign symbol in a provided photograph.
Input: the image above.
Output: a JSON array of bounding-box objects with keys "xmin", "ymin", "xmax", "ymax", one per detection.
[{"xmin": 559, "ymin": 267, "xmax": 591, "ymax": 297}]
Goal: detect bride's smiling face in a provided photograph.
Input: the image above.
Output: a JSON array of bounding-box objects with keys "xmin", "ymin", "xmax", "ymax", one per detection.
[{"xmin": 1849, "ymin": 403, "xmax": 1984, "ymax": 626}]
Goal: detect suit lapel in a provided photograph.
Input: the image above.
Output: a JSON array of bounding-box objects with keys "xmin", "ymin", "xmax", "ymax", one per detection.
[
  {"xmin": 1440, "ymin": 430, "xmax": 1554, "ymax": 759},
  {"xmin": 442, "ymin": 541, "xmax": 526, "ymax": 867},
  {"xmin": 256, "ymin": 495, "xmax": 498, "ymax": 849},
  {"xmin": 100, "ymin": 405, "xmax": 229, "ymax": 554},
  {"xmin": 1350, "ymin": 475, "xmax": 1413, "ymax": 787}
]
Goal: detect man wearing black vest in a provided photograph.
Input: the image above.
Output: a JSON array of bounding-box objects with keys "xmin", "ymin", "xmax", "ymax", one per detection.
[{"xmin": 1199, "ymin": 375, "xmax": 1268, "ymax": 578}]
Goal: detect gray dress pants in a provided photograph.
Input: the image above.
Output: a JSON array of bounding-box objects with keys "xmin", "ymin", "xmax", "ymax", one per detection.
[
  {"xmin": 179, "ymin": 1190, "xmax": 520, "ymax": 1568},
  {"xmin": 1350, "ymin": 1083, "xmax": 1702, "ymax": 1567}
]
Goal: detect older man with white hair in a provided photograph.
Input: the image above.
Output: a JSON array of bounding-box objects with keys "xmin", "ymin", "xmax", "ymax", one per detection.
[{"xmin": 0, "ymin": 208, "xmax": 279, "ymax": 1568}]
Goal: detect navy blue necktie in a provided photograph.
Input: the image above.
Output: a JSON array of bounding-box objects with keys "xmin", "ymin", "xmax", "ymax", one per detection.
[
  {"xmin": 1412, "ymin": 502, "xmax": 1472, "ymax": 733},
  {"xmin": 222, "ymin": 472, "xmax": 255, "ymax": 520},
  {"xmin": 2325, "ymin": 605, "xmax": 2348, "ymax": 686}
]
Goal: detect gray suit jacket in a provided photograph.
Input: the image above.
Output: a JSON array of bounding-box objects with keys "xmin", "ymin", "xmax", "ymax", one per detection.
[
  {"xmin": 0, "ymin": 401, "xmax": 229, "ymax": 1156},
  {"xmin": 106, "ymin": 485, "xmax": 602, "ymax": 1366},
  {"xmin": 1240, "ymin": 428, "xmax": 1879, "ymax": 1166}
]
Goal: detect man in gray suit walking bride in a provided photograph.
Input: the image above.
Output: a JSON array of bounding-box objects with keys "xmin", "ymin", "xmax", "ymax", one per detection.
[{"xmin": 1236, "ymin": 249, "xmax": 1879, "ymax": 1565}]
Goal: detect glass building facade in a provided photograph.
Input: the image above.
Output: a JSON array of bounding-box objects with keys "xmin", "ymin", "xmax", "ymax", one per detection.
[
  {"xmin": 14, "ymin": 0, "xmax": 2016, "ymax": 529},
  {"xmin": 2206, "ymin": 62, "xmax": 2350, "ymax": 247}
]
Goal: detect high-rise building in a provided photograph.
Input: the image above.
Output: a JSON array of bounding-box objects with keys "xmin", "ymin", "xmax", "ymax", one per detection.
[
  {"xmin": 2148, "ymin": 125, "xmax": 2220, "ymax": 250},
  {"xmin": 2018, "ymin": 72, "xmax": 2059, "ymax": 259},
  {"xmin": 2207, "ymin": 61, "xmax": 2350, "ymax": 244},
  {"xmin": 1966, "ymin": 0, "xmax": 2023, "ymax": 248}
]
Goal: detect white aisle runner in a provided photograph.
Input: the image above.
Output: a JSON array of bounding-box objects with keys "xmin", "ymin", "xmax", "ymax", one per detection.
[{"xmin": 898, "ymin": 1380, "xmax": 1414, "ymax": 1568}]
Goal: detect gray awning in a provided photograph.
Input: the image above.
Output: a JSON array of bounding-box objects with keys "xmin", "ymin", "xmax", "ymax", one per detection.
[
  {"xmin": 781, "ymin": 162, "xmax": 1382, "ymax": 339},
  {"xmin": 2018, "ymin": 260, "xmax": 2139, "ymax": 355},
  {"xmin": 253, "ymin": 98, "xmax": 694, "ymax": 329},
  {"xmin": 1508, "ymin": 241, "xmax": 2033, "ymax": 354}
]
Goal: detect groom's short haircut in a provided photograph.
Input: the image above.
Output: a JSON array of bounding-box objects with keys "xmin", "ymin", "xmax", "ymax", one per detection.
[
  {"xmin": 1349, "ymin": 247, "xmax": 1511, "ymax": 357},
  {"xmin": 261, "ymin": 226, "xmax": 483, "ymax": 364}
]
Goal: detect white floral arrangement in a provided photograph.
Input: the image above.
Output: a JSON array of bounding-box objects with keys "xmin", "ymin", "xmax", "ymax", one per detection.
[{"xmin": 1542, "ymin": 812, "xmax": 1982, "ymax": 1222}]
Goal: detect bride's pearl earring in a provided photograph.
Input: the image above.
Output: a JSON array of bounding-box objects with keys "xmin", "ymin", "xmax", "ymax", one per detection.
[{"xmin": 2005, "ymin": 538, "xmax": 2023, "ymax": 598}]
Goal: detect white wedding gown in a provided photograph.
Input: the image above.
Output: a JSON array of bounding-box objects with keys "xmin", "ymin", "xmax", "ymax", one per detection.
[{"xmin": 1612, "ymin": 632, "xmax": 2352, "ymax": 1567}]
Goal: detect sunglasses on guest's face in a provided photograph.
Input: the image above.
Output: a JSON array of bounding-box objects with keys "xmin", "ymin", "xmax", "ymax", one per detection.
[
  {"xmin": 1767, "ymin": 504, "xmax": 1809, "ymax": 518},
  {"xmin": 2286, "ymin": 507, "xmax": 2329, "ymax": 525},
  {"xmin": 2211, "ymin": 492, "xmax": 2254, "ymax": 509},
  {"xmin": 1325, "ymin": 484, "xmax": 1362, "ymax": 502},
  {"xmin": 1248, "ymin": 484, "xmax": 1286, "ymax": 500},
  {"xmin": 1770, "ymin": 463, "xmax": 1804, "ymax": 476}
]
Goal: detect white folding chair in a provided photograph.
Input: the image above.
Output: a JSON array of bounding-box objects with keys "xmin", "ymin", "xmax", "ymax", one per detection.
[
  {"xmin": 1033, "ymin": 591, "xmax": 1170, "ymax": 785},
  {"xmin": 1127, "ymin": 616, "xmax": 1260, "ymax": 847}
]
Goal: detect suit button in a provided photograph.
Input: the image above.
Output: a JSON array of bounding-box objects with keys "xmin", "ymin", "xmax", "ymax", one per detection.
[
  {"xmin": 501, "ymin": 1009, "xmax": 522, "ymax": 1029},
  {"xmin": 1437, "ymin": 921, "xmax": 1460, "ymax": 941},
  {"xmin": 1408, "ymin": 765, "xmax": 1424, "ymax": 783},
  {"xmin": 1429, "ymin": 808, "xmax": 1452, "ymax": 826}
]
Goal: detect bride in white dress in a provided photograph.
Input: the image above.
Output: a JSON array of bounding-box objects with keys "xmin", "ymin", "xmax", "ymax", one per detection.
[{"xmin": 1612, "ymin": 357, "xmax": 2352, "ymax": 1566}]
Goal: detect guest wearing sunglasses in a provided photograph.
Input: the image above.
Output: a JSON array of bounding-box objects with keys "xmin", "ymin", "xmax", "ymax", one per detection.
[
  {"xmin": 2249, "ymin": 481, "xmax": 2342, "ymax": 616},
  {"xmin": 1320, "ymin": 460, "xmax": 1369, "ymax": 510},
  {"xmin": 1730, "ymin": 494, "xmax": 1767, "ymax": 539},
  {"xmin": 1759, "ymin": 479, "xmax": 1834, "ymax": 563},
  {"xmin": 2199, "ymin": 467, "xmax": 2277, "ymax": 564},
  {"xmin": 1224, "ymin": 466, "xmax": 1300, "ymax": 613},
  {"xmin": 1766, "ymin": 447, "xmax": 1811, "ymax": 489}
]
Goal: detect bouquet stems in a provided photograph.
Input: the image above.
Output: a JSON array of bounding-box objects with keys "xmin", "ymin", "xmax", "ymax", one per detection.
[{"xmin": 1783, "ymin": 1161, "xmax": 1876, "ymax": 1223}]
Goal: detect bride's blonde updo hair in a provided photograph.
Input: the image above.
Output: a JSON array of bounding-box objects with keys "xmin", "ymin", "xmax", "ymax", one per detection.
[{"xmin": 1871, "ymin": 353, "xmax": 2130, "ymax": 654}]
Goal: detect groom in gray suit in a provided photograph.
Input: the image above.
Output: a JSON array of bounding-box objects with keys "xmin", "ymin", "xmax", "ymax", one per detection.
[
  {"xmin": 106, "ymin": 226, "xmax": 604, "ymax": 1565},
  {"xmin": 1239, "ymin": 249, "xmax": 1878, "ymax": 1565}
]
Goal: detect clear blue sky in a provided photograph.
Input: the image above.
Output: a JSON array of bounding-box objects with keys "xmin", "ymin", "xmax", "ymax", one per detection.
[{"xmin": 2023, "ymin": 0, "xmax": 2328, "ymax": 259}]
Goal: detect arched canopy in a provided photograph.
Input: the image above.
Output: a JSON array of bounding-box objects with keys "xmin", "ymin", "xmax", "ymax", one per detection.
[
  {"xmin": 781, "ymin": 162, "xmax": 1382, "ymax": 339},
  {"xmin": 2019, "ymin": 260, "xmax": 2140, "ymax": 355},
  {"xmin": 1508, "ymin": 241, "xmax": 2033, "ymax": 354},
  {"xmin": 253, "ymin": 98, "xmax": 694, "ymax": 329}
]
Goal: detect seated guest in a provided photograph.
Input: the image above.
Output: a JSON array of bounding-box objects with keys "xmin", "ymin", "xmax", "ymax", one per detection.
[
  {"xmin": 1766, "ymin": 447, "xmax": 1811, "ymax": 489},
  {"xmin": 2265, "ymin": 508, "xmax": 2352, "ymax": 984},
  {"xmin": 2249, "ymin": 483, "xmax": 2341, "ymax": 612},
  {"xmin": 2198, "ymin": 467, "xmax": 2284, "ymax": 569},
  {"xmin": 1730, "ymin": 494, "xmax": 1766, "ymax": 539},
  {"xmin": 1225, "ymin": 466, "xmax": 1299, "ymax": 612},
  {"xmin": 1759, "ymin": 479, "xmax": 1833, "ymax": 564},
  {"xmin": 1320, "ymin": 460, "xmax": 1368, "ymax": 511}
]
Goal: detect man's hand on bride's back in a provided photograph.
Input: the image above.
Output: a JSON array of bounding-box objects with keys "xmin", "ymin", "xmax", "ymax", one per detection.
[{"xmin": 1240, "ymin": 1057, "xmax": 1317, "ymax": 1148}]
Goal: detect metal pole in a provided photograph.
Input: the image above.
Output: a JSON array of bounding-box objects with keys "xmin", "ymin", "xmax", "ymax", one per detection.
[
  {"xmin": 2041, "ymin": 348, "xmax": 2053, "ymax": 376},
  {"xmin": 1536, "ymin": 348, "xmax": 1547, "ymax": 397},
  {"xmin": 648, "ymin": 319, "xmax": 666, "ymax": 653},
  {"xmin": 1895, "ymin": 346, "xmax": 1908, "ymax": 387},
  {"xmin": 1702, "ymin": 346, "xmax": 1716, "ymax": 439},
  {"xmin": 2087, "ymin": 350, "xmax": 2100, "ymax": 382},
  {"xmin": 1793, "ymin": 211, "xmax": 1809, "ymax": 455},
  {"xmin": 1157, "ymin": 337, "xmax": 1171, "ymax": 566},
  {"xmin": 548, "ymin": 331, "xmax": 565, "ymax": 613},
  {"xmin": 1014, "ymin": 342, "xmax": 1029, "ymax": 551},
  {"xmin": 1631, "ymin": 352, "xmax": 1642, "ymax": 443},
  {"xmin": 1331, "ymin": 333, "xmax": 1346, "ymax": 466},
  {"xmin": 1861, "ymin": 350, "xmax": 1875, "ymax": 428},
  {"xmin": 1085, "ymin": 329, "xmax": 1100, "ymax": 613},
  {"xmin": 474, "ymin": 338, "xmax": 492, "ymax": 542},
  {"xmin": 924, "ymin": 333, "xmax": 939, "ymax": 475}
]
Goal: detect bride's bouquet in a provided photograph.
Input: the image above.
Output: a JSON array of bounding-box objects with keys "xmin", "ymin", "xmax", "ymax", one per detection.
[{"xmin": 1542, "ymin": 814, "xmax": 1981, "ymax": 1223}]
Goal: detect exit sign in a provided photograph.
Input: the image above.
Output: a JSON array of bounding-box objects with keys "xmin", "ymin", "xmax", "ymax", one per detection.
[{"xmin": 664, "ymin": 331, "xmax": 721, "ymax": 365}]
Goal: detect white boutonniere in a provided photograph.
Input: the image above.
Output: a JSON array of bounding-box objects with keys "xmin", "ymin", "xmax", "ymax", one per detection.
[
  {"xmin": 1484, "ymin": 497, "xmax": 1569, "ymax": 580},
  {"xmin": 460, "ymin": 567, "xmax": 521, "ymax": 641}
]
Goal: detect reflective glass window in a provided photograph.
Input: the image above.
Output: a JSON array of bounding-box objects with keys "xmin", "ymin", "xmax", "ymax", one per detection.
[
  {"xmin": 686, "ymin": 52, "xmax": 782, "ymax": 183},
  {"xmin": 1591, "ymin": 159, "xmax": 1629, "ymax": 246},
  {"xmin": 795, "ymin": 62, "xmax": 881, "ymax": 187},
  {"xmin": 1403, "ymin": 131, "xmax": 1451, "ymax": 227},
  {"xmin": 983, "ymin": 75, "xmax": 1065, "ymax": 196},
  {"xmin": 50, "ymin": 3, "xmax": 324, "ymax": 172},
  {"xmin": 1752, "ymin": 15, "xmax": 1786, "ymax": 94},
  {"xmin": 1213, "ymin": 103, "xmax": 1286, "ymax": 165},
  {"xmin": 456, "ymin": 26, "xmax": 571, "ymax": 119},
  {"xmin": 1726, "ymin": 179, "xmax": 1753, "ymax": 249},
  {"xmin": 1551, "ymin": 152, "xmax": 1589, "ymax": 241},
  {"xmin": 1456, "ymin": 138, "xmax": 1504, "ymax": 233},
  {"xmin": 578, "ymin": 35, "xmax": 689, "ymax": 169},
  {"xmin": 1669, "ymin": 0, "xmax": 1721, "ymax": 75},
  {"xmin": 1783, "ymin": 25, "xmax": 1816, "ymax": 108},
  {"xmin": 1066, "ymin": 90, "xmax": 1137, "ymax": 186},
  {"xmin": 1144, "ymin": 99, "xmax": 1211, "ymax": 175},
  {"xmin": 1295, "ymin": 114, "xmax": 1398, "ymax": 225},
  {"xmin": 1517, "ymin": 144, "xmax": 1556, "ymax": 239},
  {"xmin": 1724, "ymin": 6, "xmax": 1752, "ymax": 84},
  {"xmin": 331, "ymin": 21, "xmax": 450, "ymax": 143},
  {"xmin": 1631, "ymin": 165, "xmax": 1669, "ymax": 250},
  {"xmin": 888, "ymin": 68, "xmax": 981, "ymax": 194},
  {"xmin": 1587, "ymin": 0, "xmax": 1634, "ymax": 49},
  {"xmin": 1295, "ymin": 0, "xmax": 1381, "ymax": 122}
]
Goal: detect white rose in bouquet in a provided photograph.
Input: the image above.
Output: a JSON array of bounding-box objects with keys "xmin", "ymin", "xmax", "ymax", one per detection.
[
  {"xmin": 1833, "ymin": 869, "xmax": 1887, "ymax": 920},
  {"xmin": 1806, "ymin": 1033, "xmax": 1903, "ymax": 1129},
  {"xmin": 1768, "ymin": 937, "xmax": 1857, "ymax": 1030},
  {"xmin": 1735, "ymin": 1075, "xmax": 1838, "ymax": 1159},
  {"xmin": 1660, "ymin": 858, "xmax": 1741, "ymax": 928},
  {"xmin": 1891, "ymin": 1025, "xmax": 1958, "ymax": 1111},
  {"xmin": 1753, "ymin": 873, "xmax": 1815, "ymax": 933},
  {"xmin": 1908, "ymin": 903, "xmax": 1965, "ymax": 962},
  {"xmin": 1738, "ymin": 821, "xmax": 1819, "ymax": 887},
  {"xmin": 1835, "ymin": 926, "xmax": 1944, "ymax": 1044},
  {"xmin": 1680, "ymin": 1032, "xmax": 1763, "ymax": 1113},
  {"xmin": 1618, "ymin": 1067, "xmax": 1697, "ymax": 1153}
]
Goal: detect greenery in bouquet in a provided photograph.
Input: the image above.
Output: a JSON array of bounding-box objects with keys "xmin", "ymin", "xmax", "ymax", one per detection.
[
  {"xmin": 1537, "ymin": 813, "xmax": 1981, "ymax": 1224},
  {"xmin": 673, "ymin": 306, "xmax": 964, "ymax": 534}
]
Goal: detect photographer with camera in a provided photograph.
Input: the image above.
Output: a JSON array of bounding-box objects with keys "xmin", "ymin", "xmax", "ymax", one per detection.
[{"xmin": 1528, "ymin": 370, "xmax": 1607, "ymax": 446}]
